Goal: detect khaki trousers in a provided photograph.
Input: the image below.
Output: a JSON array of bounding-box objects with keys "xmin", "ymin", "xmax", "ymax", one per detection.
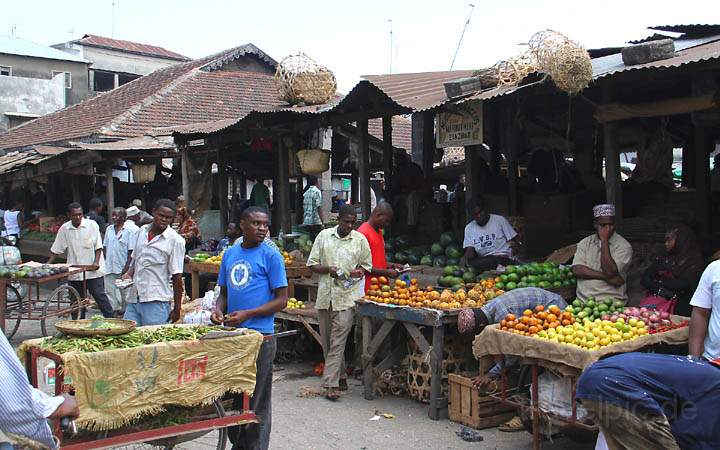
[
  {"xmin": 582, "ymin": 400, "xmax": 680, "ymax": 450},
  {"xmin": 318, "ymin": 305, "xmax": 354, "ymax": 388}
]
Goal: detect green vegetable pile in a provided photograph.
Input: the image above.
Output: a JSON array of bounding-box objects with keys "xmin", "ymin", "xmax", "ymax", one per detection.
[
  {"xmin": 88, "ymin": 315, "xmax": 120, "ymax": 330},
  {"xmin": 40, "ymin": 325, "xmax": 223, "ymax": 354}
]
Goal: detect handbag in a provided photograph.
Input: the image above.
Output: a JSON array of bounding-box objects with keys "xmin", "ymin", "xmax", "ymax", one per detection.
[{"xmin": 639, "ymin": 293, "xmax": 676, "ymax": 314}]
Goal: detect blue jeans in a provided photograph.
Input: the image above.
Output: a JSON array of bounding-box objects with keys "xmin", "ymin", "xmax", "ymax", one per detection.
[{"xmin": 123, "ymin": 301, "xmax": 170, "ymax": 326}]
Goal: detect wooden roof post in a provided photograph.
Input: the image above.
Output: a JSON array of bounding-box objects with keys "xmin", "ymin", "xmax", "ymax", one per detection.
[
  {"xmin": 422, "ymin": 110, "xmax": 436, "ymax": 182},
  {"xmin": 465, "ymin": 102, "xmax": 485, "ymax": 218},
  {"xmin": 694, "ymin": 126, "xmax": 710, "ymax": 234},
  {"xmin": 505, "ymin": 104, "xmax": 519, "ymax": 216},
  {"xmin": 358, "ymin": 119, "xmax": 371, "ymax": 220},
  {"xmin": 382, "ymin": 116, "xmax": 393, "ymax": 201},
  {"xmin": 180, "ymin": 146, "xmax": 191, "ymax": 210},
  {"xmin": 277, "ymin": 135, "xmax": 292, "ymax": 233},
  {"xmin": 217, "ymin": 145, "xmax": 228, "ymax": 232},
  {"xmin": 105, "ymin": 161, "xmax": 114, "ymax": 222},
  {"xmin": 602, "ymin": 85, "xmax": 622, "ymax": 222}
]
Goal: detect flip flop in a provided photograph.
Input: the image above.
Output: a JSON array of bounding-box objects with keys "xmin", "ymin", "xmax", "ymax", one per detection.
[
  {"xmin": 325, "ymin": 388, "xmax": 340, "ymax": 401},
  {"xmin": 498, "ymin": 416, "xmax": 524, "ymax": 432}
]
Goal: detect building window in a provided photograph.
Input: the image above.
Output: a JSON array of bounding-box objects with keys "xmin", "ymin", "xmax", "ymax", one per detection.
[
  {"xmin": 51, "ymin": 71, "xmax": 72, "ymax": 89},
  {"xmin": 0, "ymin": 66, "xmax": 11, "ymax": 76},
  {"xmin": 92, "ymin": 70, "xmax": 115, "ymax": 92}
]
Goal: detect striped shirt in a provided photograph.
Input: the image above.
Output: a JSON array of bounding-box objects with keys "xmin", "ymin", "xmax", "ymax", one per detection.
[
  {"xmin": 481, "ymin": 287, "xmax": 567, "ymax": 323},
  {"xmin": 0, "ymin": 334, "xmax": 62, "ymax": 448}
]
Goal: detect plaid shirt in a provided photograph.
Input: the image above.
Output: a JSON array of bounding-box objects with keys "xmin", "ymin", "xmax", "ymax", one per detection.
[{"xmin": 481, "ymin": 287, "xmax": 567, "ymax": 323}]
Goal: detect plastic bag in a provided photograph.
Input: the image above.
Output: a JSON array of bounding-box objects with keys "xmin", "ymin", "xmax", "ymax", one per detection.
[{"xmin": 535, "ymin": 371, "xmax": 588, "ymax": 419}]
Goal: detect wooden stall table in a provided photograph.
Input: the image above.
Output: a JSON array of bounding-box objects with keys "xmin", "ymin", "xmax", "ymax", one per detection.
[
  {"xmin": 287, "ymin": 277, "xmax": 318, "ymax": 302},
  {"xmin": 275, "ymin": 301, "xmax": 322, "ymax": 348},
  {"xmin": 188, "ymin": 261, "xmax": 220, "ymax": 300},
  {"xmin": 356, "ymin": 299, "xmax": 460, "ymax": 420}
]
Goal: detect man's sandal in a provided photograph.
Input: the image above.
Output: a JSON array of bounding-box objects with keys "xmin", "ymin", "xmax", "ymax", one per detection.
[{"xmin": 325, "ymin": 388, "xmax": 341, "ymax": 401}]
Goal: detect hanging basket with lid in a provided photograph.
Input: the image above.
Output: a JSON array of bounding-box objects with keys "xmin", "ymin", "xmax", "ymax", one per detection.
[
  {"xmin": 275, "ymin": 53, "xmax": 337, "ymax": 106},
  {"xmin": 296, "ymin": 148, "xmax": 331, "ymax": 175},
  {"xmin": 131, "ymin": 163, "xmax": 156, "ymax": 184}
]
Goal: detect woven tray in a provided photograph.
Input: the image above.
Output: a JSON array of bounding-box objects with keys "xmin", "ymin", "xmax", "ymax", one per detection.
[{"xmin": 55, "ymin": 318, "xmax": 136, "ymax": 337}]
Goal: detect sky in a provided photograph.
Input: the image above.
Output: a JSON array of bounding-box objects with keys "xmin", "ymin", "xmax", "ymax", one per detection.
[{"xmin": 3, "ymin": 0, "xmax": 720, "ymax": 92}]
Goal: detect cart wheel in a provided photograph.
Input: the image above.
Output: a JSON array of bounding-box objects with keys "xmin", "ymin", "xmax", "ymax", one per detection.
[
  {"xmin": 95, "ymin": 400, "xmax": 228, "ymax": 450},
  {"xmin": 3, "ymin": 284, "xmax": 23, "ymax": 339},
  {"xmin": 40, "ymin": 284, "xmax": 81, "ymax": 337}
]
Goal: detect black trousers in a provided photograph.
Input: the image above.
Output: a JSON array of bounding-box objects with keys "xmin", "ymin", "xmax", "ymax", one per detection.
[
  {"xmin": 69, "ymin": 277, "xmax": 114, "ymax": 318},
  {"xmin": 229, "ymin": 337, "xmax": 276, "ymax": 450}
]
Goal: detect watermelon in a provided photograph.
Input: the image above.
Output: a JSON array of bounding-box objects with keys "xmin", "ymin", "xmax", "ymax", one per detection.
[
  {"xmin": 446, "ymin": 258, "xmax": 460, "ymax": 266},
  {"xmin": 430, "ymin": 242, "xmax": 444, "ymax": 256},
  {"xmin": 432, "ymin": 256, "xmax": 447, "ymax": 267},
  {"xmin": 445, "ymin": 244, "xmax": 462, "ymax": 259},
  {"xmin": 439, "ymin": 232, "xmax": 455, "ymax": 248},
  {"xmin": 420, "ymin": 255, "xmax": 433, "ymax": 266},
  {"xmin": 406, "ymin": 253, "xmax": 419, "ymax": 265}
]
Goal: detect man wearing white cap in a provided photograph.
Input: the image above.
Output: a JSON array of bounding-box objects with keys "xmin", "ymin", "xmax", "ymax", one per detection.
[
  {"xmin": 126, "ymin": 205, "xmax": 152, "ymax": 227},
  {"xmin": 571, "ymin": 204, "xmax": 633, "ymax": 303}
]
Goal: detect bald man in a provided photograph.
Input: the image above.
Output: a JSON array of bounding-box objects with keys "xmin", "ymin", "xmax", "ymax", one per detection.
[{"xmin": 357, "ymin": 202, "xmax": 403, "ymax": 293}]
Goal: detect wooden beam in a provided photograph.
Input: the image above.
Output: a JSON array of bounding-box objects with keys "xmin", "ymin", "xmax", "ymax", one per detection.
[
  {"xmin": 464, "ymin": 144, "xmax": 483, "ymax": 215},
  {"xmin": 105, "ymin": 162, "xmax": 114, "ymax": 222},
  {"xmin": 444, "ymin": 76, "xmax": 483, "ymax": 99},
  {"xmin": 422, "ymin": 110, "xmax": 435, "ymax": 182},
  {"xmin": 505, "ymin": 105, "xmax": 519, "ymax": 216},
  {"xmin": 276, "ymin": 136, "xmax": 292, "ymax": 233},
  {"xmin": 217, "ymin": 147, "xmax": 228, "ymax": 231},
  {"xmin": 411, "ymin": 113, "xmax": 424, "ymax": 166},
  {"xmin": 358, "ymin": 119, "xmax": 371, "ymax": 219},
  {"xmin": 602, "ymin": 86, "xmax": 622, "ymax": 221},
  {"xmin": 180, "ymin": 147, "xmax": 191, "ymax": 210},
  {"xmin": 382, "ymin": 116, "xmax": 393, "ymax": 200},
  {"xmin": 71, "ymin": 177, "xmax": 80, "ymax": 203},
  {"xmin": 694, "ymin": 126, "xmax": 710, "ymax": 234}
]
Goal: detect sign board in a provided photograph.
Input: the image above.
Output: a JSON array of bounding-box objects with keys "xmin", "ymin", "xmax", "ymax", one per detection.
[{"xmin": 436, "ymin": 100, "xmax": 483, "ymax": 148}]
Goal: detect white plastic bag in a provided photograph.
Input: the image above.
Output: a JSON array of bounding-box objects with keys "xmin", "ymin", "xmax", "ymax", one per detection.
[{"xmin": 535, "ymin": 371, "xmax": 588, "ymax": 420}]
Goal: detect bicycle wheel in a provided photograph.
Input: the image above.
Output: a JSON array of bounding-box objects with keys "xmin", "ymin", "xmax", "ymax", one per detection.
[
  {"xmin": 41, "ymin": 284, "xmax": 81, "ymax": 337},
  {"xmin": 95, "ymin": 400, "xmax": 227, "ymax": 450},
  {"xmin": 3, "ymin": 284, "xmax": 23, "ymax": 339}
]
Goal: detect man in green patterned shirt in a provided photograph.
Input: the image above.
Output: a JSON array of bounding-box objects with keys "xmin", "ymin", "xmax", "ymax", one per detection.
[
  {"xmin": 302, "ymin": 175, "xmax": 324, "ymax": 240},
  {"xmin": 307, "ymin": 204, "xmax": 372, "ymax": 400}
]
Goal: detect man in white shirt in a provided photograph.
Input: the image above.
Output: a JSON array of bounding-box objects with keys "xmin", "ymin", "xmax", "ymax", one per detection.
[
  {"xmin": 689, "ymin": 259, "xmax": 720, "ymax": 363},
  {"xmin": 461, "ymin": 199, "xmax": 518, "ymax": 272},
  {"xmin": 48, "ymin": 202, "xmax": 114, "ymax": 318},
  {"xmin": 103, "ymin": 207, "xmax": 139, "ymax": 316},
  {"xmin": 122, "ymin": 199, "xmax": 186, "ymax": 326}
]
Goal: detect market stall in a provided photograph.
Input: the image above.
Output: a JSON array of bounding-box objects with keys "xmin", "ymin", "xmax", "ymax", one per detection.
[
  {"xmin": 1, "ymin": 263, "xmax": 92, "ymax": 338},
  {"xmin": 473, "ymin": 305, "xmax": 689, "ymax": 450},
  {"xmin": 19, "ymin": 322, "xmax": 264, "ymax": 449}
]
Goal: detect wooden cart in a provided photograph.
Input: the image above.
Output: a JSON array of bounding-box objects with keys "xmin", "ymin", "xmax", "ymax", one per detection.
[
  {"xmin": 1, "ymin": 265, "xmax": 92, "ymax": 339},
  {"xmin": 23, "ymin": 335, "xmax": 264, "ymax": 449}
]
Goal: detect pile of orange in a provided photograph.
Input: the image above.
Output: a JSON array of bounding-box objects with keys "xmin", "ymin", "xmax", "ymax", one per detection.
[
  {"xmin": 499, "ymin": 304, "xmax": 574, "ymax": 336},
  {"xmin": 365, "ymin": 277, "xmax": 443, "ymax": 308}
]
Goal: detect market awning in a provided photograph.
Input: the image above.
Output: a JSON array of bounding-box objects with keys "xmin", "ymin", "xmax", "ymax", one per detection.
[{"xmin": 71, "ymin": 135, "xmax": 176, "ymax": 152}]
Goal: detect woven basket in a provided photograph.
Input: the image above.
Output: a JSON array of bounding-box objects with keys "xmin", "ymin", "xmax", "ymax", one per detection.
[
  {"xmin": 275, "ymin": 53, "xmax": 337, "ymax": 106},
  {"xmin": 296, "ymin": 148, "xmax": 331, "ymax": 175},
  {"xmin": 131, "ymin": 163, "xmax": 156, "ymax": 184},
  {"xmin": 55, "ymin": 318, "xmax": 136, "ymax": 337}
]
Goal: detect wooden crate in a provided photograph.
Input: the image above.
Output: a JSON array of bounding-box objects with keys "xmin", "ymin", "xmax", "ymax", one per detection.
[{"xmin": 448, "ymin": 373, "xmax": 516, "ymax": 429}]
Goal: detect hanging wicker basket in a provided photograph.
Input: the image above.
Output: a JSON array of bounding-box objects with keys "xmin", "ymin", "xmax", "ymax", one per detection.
[
  {"xmin": 296, "ymin": 148, "xmax": 331, "ymax": 175},
  {"xmin": 131, "ymin": 163, "xmax": 156, "ymax": 184},
  {"xmin": 275, "ymin": 53, "xmax": 337, "ymax": 106}
]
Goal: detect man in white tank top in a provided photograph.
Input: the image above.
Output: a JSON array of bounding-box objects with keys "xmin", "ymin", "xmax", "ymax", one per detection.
[{"xmin": 1, "ymin": 201, "xmax": 24, "ymax": 237}]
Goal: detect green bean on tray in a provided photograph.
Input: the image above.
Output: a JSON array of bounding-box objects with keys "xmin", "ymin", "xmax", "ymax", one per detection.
[{"xmin": 40, "ymin": 325, "xmax": 223, "ymax": 354}]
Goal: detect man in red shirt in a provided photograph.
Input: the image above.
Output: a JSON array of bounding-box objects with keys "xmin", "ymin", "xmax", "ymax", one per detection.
[{"xmin": 357, "ymin": 202, "xmax": 403, "ymax": 292}]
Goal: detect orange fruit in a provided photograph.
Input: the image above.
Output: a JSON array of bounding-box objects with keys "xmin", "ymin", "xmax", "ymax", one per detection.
[
  {"xmin": 506, "ymin": 320, "xmax": 516, "ymax": 328},
  {"xmin": 523, "ymin": 309, "xmax": 533, "ymax": 317},
  {"xmin": 548, "ymin": 305, "xmax": 561, "ymax": 315},
  {"xmin": 506, "ymin": 314, "xmax": 517, "ymax": 322},
  {"xmin": 528, "ymin": 325, "xmax": 539, "ymax": 334},
  {"xmin": 546, "ymin": 313, "xmax": 558, "ymax": 322},
  {"xmin": 521, "ymin": 316, "xmax": 531, "ymax": 325},
  {"xmin": 500, "ymin": 319, "xmax": 507, "ymax": 328},
  {"xmin": 410, "ymin": 278, "xmax": 418, "ymax": 285},
  {"xmin": 561, "ymin": 319, "xmax": 571, "ymax": 326},
  {"xmin": 370, "ymin": 277, "xmax": 378, "ymax": 285},
  {"xmin": 535, "ymin": 305, "xmax": 545, "ymax": 312},
  {"xmin": 536, "ymin": 312, "xmax": 547, "ymax": 321},
  {"xmin": 378, "ymin": 276, "xmax": 388, "ymax": 285}
]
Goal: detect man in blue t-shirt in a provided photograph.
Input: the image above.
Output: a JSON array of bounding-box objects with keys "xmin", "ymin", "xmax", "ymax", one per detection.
[{"xmin": 212, "ymin": 206, "xmax": 288, "ymax": 450}]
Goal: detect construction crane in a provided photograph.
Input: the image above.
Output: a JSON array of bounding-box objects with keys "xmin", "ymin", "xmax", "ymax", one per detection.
[{"xmin": 450, "ymin": 3, "xmax": 475, "ymax": 70}]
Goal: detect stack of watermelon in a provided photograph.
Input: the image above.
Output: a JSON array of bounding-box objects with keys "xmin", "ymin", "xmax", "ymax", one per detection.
[{"xmin": 386, "ymin": 232, "xmax": 462, "ymax": 267}]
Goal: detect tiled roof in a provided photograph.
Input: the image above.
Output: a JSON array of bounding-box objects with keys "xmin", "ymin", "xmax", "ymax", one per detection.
[
  {"xmin": 75, "ymin": 34, "xmax": 190, "ymax": 61},
  {"xmin": 362, "ymin": 70, "xmax": 476, "ymax": 111},
  {"xmin": 0, "ymin": 34, "xmax": 88, "ymax": 63},
  {"xmin": 0, "ymin": 44, "xmax": 280, "ymax": 150},
  {"xmin": 367, "ymin": 116, "xmax": 411, "ymax": 150}
]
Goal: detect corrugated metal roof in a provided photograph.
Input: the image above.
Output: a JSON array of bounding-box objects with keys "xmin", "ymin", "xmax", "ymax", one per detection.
[
  {"xmin": 73, "ymin": 34, "xmax": 189, "ymax": 61},
  {"xmin": 0, "ymin": 34, "xmax": 88, "ymax": 63},
  {"xmin": 592, "ymin": 34, "xmax": 720, "ymax": 79},
  {"xmin": 650, "ymin": 25, "xmax": 720, "ymax": 35},
  {"xmin": 362, "ymin": 70, "xmax": 476, "ymax": 111},
  {"xmin": 72, "ymin": 135, "xmax": 175, "ymax": 151}
]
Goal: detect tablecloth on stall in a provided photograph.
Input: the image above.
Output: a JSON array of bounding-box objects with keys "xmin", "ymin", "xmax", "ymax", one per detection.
[
  {"xmin": 473, "ymin": 318, "xmax": 689, "ymax": 377},
  {"xmin": 18, "ymin": 326, "xmax": 263, "ymax": 431}
]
